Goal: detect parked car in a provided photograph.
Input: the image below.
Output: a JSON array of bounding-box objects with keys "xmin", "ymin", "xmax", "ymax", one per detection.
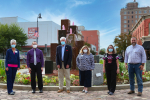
[{"xmin": 117, "ymin": 55, "xmax": 124, "ymax": 62}]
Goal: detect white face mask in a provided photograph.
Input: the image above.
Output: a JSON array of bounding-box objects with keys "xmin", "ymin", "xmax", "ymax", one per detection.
[
  {"xmin": 83, "ymin": 49, "xmax": 88, "ymax": 53},
  {"xmin": 33, "ymin": 45, "xmax": 37, "ymax": 48}
]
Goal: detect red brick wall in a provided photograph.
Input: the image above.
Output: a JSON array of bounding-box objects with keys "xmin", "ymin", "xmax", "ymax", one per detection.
[
  {"xmin": 132, "ymin": 18, "xmax": 150, "ymax": 45},
  {"xmin": 81, "ymin": 30, "xmax": 99, "ymax": 55}
]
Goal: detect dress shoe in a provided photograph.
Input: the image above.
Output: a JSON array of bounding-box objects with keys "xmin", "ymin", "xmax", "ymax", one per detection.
[
  {"xmin": 57, "ymin": 89, "xmax": 63, "ymax": 93},
  {"xmin": 66, "ymin": 90, "xmax": 70, "ymax": 93},
  {"xmin": 39, "ymin": 90, "xmax": 43, "ymax": 93},
  {"xmin": 109, "ymin": 92, "xmax": 114, "ymax": 95},
  {"xmin": 137, "ymin": 92, "xmax": 142, "ymax": 96},
  {"xmin": 32, "ymin": 89, "xmax": 35, "ymax": 93},
  {"xmin": 8, "ymin": 92, "xmax": 15, "ymax": 95},
  {"xmin": 127, "ymin": 90, "xmax": 135, "ymax": 94}
]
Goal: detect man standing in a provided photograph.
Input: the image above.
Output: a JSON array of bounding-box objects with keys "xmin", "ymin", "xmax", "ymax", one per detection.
[
  {"xmin": 27, "ymin": 41, "xmax": 44, "ymax": 93},
  {"xmin": 56, "ymin": 37, "xmax": 72, "ymax": 93},
  {"xmin": 124, "ymin": 37, "xmax": 146, "ymax": 96}
]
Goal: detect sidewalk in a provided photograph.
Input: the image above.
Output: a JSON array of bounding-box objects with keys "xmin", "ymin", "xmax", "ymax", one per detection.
[{"xmin": 0, "ymin": 87, "xmax": 150, "ymax": 100}]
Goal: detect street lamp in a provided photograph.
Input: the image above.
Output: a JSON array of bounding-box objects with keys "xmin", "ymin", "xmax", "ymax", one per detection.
[{"xmin": 37, "ymin": 13, "xmax": 42, "ymax": 44}]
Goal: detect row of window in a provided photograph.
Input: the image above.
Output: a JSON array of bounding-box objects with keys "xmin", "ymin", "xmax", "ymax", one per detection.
[
  {"xmin": 124, "ymin": 24, "xmax": 135, "ymax": 28},
  {"xmin": 124, "ymin": 15, "xmax": 142, "ymax": 19},
  {"xmin": 124, "ymin": 10, "xmax": 150, "ymax": 14},
  {"xmin": 124, "ymin": 20, "xmax": 137, "ymax": 24},
  {"xmin": 124, "ymin": 29, "xmax": 130, "ymax": 32}
]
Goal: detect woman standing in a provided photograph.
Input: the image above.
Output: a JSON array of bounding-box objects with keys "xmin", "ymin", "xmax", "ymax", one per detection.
[
  {"xmin": 76, "ymin": 45, "xmax": 95, "ymax": 93},
  {"xmin": 103, "ymin": 45, "xmax": 119, "ymax": 95},
  {"xmin": 5, "ymin": 39, "xmax": 20, "ymax": 95}
]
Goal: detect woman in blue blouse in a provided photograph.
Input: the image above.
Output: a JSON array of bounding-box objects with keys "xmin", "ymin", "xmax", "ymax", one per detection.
[
  {"xmin": 76, "ymin": 45, "xmax": 95, "ymax": 93},
  {"xmin": 5, "ymin": 39, "xmax": 20, "ymax": 95}
]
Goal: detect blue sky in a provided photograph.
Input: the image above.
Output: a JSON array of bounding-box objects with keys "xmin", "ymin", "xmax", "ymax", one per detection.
[{"xmin": 0, "ymin": 0, "xmax": 150, "ymax": 49}]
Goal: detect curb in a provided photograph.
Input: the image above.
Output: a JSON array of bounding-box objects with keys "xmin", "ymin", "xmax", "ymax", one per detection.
[{"xmin": 0, "ymin": 81, "xmax": 150, "ymax": 91}]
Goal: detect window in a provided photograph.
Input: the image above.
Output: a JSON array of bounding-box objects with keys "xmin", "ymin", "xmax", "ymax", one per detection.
[
  {"xmin": 128, "ymin": 25, "xmax": 129, "ymax": 27},
  {"xmin": 144, "ymin": 10, "xmax": 147, "ymax": 13},
  {"xmin": 132, "ymin": 11, "xmax": 133, "ymax": 14},
  {"xmin": 124, "ymin": 20, "xmax": 127, "ymax": 23},
  {"xmin": 149, "ymin": 10, "xmax": 150, "ymax": 13},
  {"xmin": 135, "ymin": 11, "xmax": 137, "ymax": 14},
  {"xmin": 136, "ymin": 15, "xmax": 137, "ymax": 18},
  {"xmin": 132, "ymin": 16, "xmax": 133, "ymax": 18},
  {"xmin": 128, "ymin": 16, "xmax": 130, "ymax": 19},
  {"xmin": 124, "ymin": 25, "xmax": 127, "ymax": 28},
  {"xmin": 128, "ymin": 11, "xmax": 130, "ymax": 14},
  {"xmin": 128, "ymin": 20, "xmax": 129, "ymax": 23},
  {"xmin": 139, "ymin": 15, "xmax": 141, "ymax": 18},
  {"xmin": 149, "ymin": 23, "xmax": 150, "ymax": 35},
  {"xmin": 124, "ymin": 16, "xmax": 127, "ymax": 19},
  {"xmin": 124, "ymin": 11, "xmax": 127, "ymax": 14},
  {"xmin": 132, "ymin": 20, "xmax": 133, "ymax": 23},
  {"xmin": 139, "ymin": 11, "xmax": 141, "ymax": 14},
  {"xmin": 135, "ymin": 20, "xmax": 137, "ymax": 23},
  {"xmin": 124, "ymin": 29, "xmax": 127, "ymax": 32},
  {"xmin": 128, "ymin": 29, "xmax": 130, "ymax": 32}
]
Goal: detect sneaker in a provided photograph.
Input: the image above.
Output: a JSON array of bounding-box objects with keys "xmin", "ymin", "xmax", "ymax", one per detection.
[
  {"xmin": 82, "ymin": 89, "xmax": 85, "ymax": 93},
  {"xmin": 66, "ymin": 90, "xmax": 70, "ymax": 93},
  {"xmin": 32, "ymin": 89, "xmax": 35, "ymax": 93},
  {"xmin": 57, "ymin": 89, "xmax": 63, "ymax": 93},
  {"xmin": 127, "ymin": 90, "xmax": 135, "ymax": 94},
  {"xmin": 137, "ymin": 92, "xmax": 142, "ymax": 96},
  {"xmin": 8, "ymin": 92, "xmax": 15, "ymax": 95},
  {"xmin": 109, "ymin": 92, "xmax": 114, "ymax": 95},
  {"xmin": 85, "ymin": 91, "xmax": 88, "ymax": 94}
]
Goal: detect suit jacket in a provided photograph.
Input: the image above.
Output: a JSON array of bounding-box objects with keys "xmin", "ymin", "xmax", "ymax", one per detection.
[{"xmin": 56, "ymin": 44, "xmax": 72, "ymax": 69}]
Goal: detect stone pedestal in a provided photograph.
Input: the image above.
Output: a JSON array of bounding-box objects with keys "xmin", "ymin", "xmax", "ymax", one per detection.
[
  {"xmin": 92, "ymin": 63, "xmax": 103, "ymax": 86},
  {"xmin": 94, "ymin": 56, "xmax": 99, "ymax": 63},
  {"xmin": 145, "ymin": 60, "xmax": 150, "ymax": 71}
]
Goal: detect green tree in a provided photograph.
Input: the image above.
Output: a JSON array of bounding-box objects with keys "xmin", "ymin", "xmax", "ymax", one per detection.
[
  {"xmin": 90, "ymin": 49, "xmax": 96, "ymax": 55},
  {"xmin": 84, "ymin": 42, "xmax": 91, "ymax": 47},
  {"xmin": 113, "ymin": 33, "xmax": 132, "ymax": 55},
  {"xmin": 0, "ymin": 24, "xmax": 28, "ymax": 54},
  {"xmin": 99, "ymin": 48, "xmax": 106, "ymax": 55}
]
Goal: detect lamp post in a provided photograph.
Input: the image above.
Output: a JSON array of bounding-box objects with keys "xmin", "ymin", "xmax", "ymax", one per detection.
[{"xmin": 37, "ymin": 13, "xmax": 42, "ymax": 44}]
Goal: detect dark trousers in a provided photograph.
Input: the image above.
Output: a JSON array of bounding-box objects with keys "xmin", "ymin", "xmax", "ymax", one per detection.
[
  {"xmin": 106, "ymin": 69, "xmax": 117, "ymax": 93},
  {"xmin": 6, "ymin": 67, "xmax": 17, "ymax": 93},
  {"xmin": 30, "ymin": 63, "xmax": 43, "ymax": 90},
  {"xmin": 79, "ymin": 70, "xmax": 92, "ymax": 87}
]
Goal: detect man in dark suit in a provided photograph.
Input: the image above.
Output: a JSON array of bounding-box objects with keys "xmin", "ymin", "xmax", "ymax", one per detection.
[{"xmin": 56, "ymin": 37, "xmax": 72, "ymax": 93}]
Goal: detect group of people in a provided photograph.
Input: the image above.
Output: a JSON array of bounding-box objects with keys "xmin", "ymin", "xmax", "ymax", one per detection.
[{"xmin": 5, "ymin": 37, "xmax": 146, "ymax": 97}]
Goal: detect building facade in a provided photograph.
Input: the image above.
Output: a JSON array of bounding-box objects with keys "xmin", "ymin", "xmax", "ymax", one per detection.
[
  {"xmin": 81, "ymin": 30, "xmax": 100, "ymax": 55},
  {"xmin": 120, "ymin": 0, "xmax": 150, "ymax": 34},
  {"xmin": 0, "ymin": 17, "xmax": 60, "ymax": 60}
]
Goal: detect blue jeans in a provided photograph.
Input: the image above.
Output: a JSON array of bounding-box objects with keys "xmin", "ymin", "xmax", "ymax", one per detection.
[{"xmin": 128, "ymin": 63, "xmax": 143, "ymax": 92}]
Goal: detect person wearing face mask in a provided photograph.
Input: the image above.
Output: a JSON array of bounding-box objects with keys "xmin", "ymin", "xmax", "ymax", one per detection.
[
  {"xmin": 56, "ymin": 37, "xmax": 72, "ymax": 93},
  {"xmin": 27, "ymin": 41, "xmax": 44, "ymax": 93},
  {"xmin": 5, "ymin": 39, "xmax": 20, "ymax": 95},
  {"xmin": 76, "ymin": 45, "xmax": 95, "ymax": 93},
  {"xmin": 103, "ymin": 45, "xmax": 119, "ymax": 95},
  {"xmin": 124, "ymin": 37, "xmax": 146, "ymax": 96}
]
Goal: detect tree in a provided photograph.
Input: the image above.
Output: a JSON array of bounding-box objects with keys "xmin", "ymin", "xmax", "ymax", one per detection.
[
  {"xmin": 99, "ymin": 48, "xmax": 106, "ymax": 55},
  {"xmin": 113, "ymin": 33, "xmax": 132, "ymax": 55},
  {"xmin": 90, "ymin": 49, "xmax": 96, "ymax": 55},
  {"xmin": 0, "ymin": 23, "xmax": 28, "ymax": 54},
  {"xmin": 84, "ymin": 42, "xmax": 91, "ymax": 47}
]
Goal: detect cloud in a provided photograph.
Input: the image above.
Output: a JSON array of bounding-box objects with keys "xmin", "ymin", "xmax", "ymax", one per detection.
[
  {"xmin": 26, "ymin": 10, "xmax": 81, "ymax": 26},
  {"xmin": 69, "ymin": 0, "xmax": 92, "ymax": 7},
  {"xmin": 100, "ymin": 28, "xmax": 118, "ymax": 37}
]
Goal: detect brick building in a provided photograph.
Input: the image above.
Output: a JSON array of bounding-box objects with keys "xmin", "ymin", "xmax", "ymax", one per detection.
[
  {"xmin": 120, "ymin": 0, "xmax": 150, "ymax": 34},
  {"xmin": 130, "ymin": 15, "xmax": 150, "ymax": 45},
  {"xmin": 81, "ymin": 30, "xmax": 100, "ymax": 55}
]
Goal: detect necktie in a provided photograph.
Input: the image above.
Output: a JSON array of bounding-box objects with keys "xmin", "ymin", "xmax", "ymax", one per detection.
[{"xmin": 34, "ymin": 49, "xmax": 36, "ymax": 65}]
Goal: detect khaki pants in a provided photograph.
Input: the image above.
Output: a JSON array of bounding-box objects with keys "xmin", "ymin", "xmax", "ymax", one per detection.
[{"xmin": 58, "ymin": 62, "xmax": 70, "ymax": 90}]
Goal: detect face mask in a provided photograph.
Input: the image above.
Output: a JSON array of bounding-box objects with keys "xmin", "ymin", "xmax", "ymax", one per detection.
[
  {"xmin": 109, "ymin": 49, "xmax": 113, "ymax": 52},
  {"xmin": 83, "ymin": 49, "xmax": 88, "ymax": 53},
  {"xmin": 33, "ymin": 45, "xmax": 37, "ymax": 48},
  {"xmin": 11, "ymin": 45, "xmax": 16, "ymax": 48},
  {"xmin": 61, "ymin": 41, "xmax": 65, "ymax": 45}
]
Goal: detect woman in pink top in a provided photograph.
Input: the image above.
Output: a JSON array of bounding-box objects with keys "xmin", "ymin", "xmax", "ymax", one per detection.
[{"xmin": 5, "ymin": 39, "xmax": 20, "ymax": 95}]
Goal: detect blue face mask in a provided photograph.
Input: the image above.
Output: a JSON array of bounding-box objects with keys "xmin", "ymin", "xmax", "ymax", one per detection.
[
  {"xmin": 11, "ymin": 45, "xmax": 16, "ymax": 48},
  {"xmin": 61, "ymin": 41, "xmax": 65, "ymax": 45},
  {"xmin": 109, "ymin": 49, "xmax": 113, "ymax": 52}
]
